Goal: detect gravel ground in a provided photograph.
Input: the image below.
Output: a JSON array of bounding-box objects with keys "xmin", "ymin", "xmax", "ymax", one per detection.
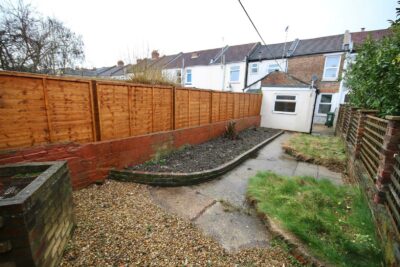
[
  {"xmin": 130, "ymin": 127, "xmax": 280, "ymax": 173},
  {"xmin": 60, "ymin": 180, "xmax": 294, "ymax": 266}
]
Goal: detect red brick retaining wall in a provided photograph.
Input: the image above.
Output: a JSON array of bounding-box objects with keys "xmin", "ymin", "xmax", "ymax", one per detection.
[{"xmin": 0, "ymin": 116, "xmax": 260, "ymax": 189}]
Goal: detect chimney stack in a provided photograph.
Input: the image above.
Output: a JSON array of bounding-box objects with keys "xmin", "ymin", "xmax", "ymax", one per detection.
[
  {"xmin": 361, "ymin": 27, "xmax": 365, "ymax": 32},
  {"xmin": 343, "ymin": 30, "xmax": 351, "ymax": 51},
  {"xmin": 151, "ymin": 50, "xmax": 160, "ymax": 60}
]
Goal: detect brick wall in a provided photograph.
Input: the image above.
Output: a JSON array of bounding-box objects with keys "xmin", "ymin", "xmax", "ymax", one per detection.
[
  {"xmin": 0, "ymin": 116, "xmax": 260, "ymax": 189},
  {"xmin": 287, "ymin": 54, "xmax": 344, "ymax": 93}
]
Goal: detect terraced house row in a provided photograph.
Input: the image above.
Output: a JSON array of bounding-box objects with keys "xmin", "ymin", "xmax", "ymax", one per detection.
[{"xmin": 64, "ymin": 28, "xmax": 390, "ymax": 125}]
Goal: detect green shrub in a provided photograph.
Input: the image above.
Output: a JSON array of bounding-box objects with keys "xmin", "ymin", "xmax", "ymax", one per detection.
[{"xmin": 344, "ymin": 25, "xmax": 400, "ymax": 116}]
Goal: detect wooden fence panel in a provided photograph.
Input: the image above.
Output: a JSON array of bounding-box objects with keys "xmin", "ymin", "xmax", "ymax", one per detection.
[
  {"xmin": 189, "ymin": 90, "xmax": 201, "ymax": 127},
  {"xmin": 199, "ymin": 91, "xmax": 210, "ymax": 125},
  {"xmin": 131, "ymin": 86, "xmax": 153, "ymax": 135},
  {"xmin": 239, "ymin": 94, "xmax": 245, "ymax": 118},
  {"xmin": 0, "ymin": 71, "xmax": 263, "ymax": 150},
  {"xmin": 233, "ymin": 94, "xmax": 240, "ymax": 119},
  {"xmin": 175, "ymin": 89, "xmax": 190, "ymax": 129},
  {"xmin": 211, "ymin": 92, "xmax": 220, "ymax": 122},
  {"xmin": 153, "ymin": 87, "xmax": 173, "ymax": 132},
  {"xmin": 219, "ymin": 92, "xmax": 227, "ymax": 122},
  {"xmin": 360, "ymin": 115, "xmax": 388, "ymax": 180},
  {"xmin": 0, "ymin": 75, "xmax": 49, "ymax": 149},
  {"xmin": 46, "ymin": 79, "xmax": 94, "ymax": 143},
  {"xmin": 97, "ymin": 83, "xmax": 130, "ymax": 140},
  {"xmin": 227, "ymin": 93, "xmax": 234, "ymax": 119}
]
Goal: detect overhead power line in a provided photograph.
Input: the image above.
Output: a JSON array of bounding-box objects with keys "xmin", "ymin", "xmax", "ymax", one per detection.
[{"xmin": 237, "ymin": 0, "xmax": 284, "ymax": 72}]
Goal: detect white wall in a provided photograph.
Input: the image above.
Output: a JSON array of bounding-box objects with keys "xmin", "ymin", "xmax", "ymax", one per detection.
[
  {"xmin": 185, "ymin": 65, "xmax": 223, "ymax": 89},
  {"xmin": 247, "ymin": 59, "xmax": 287, "ymax": 89},
  {"xmin": 221, "ymin": 62, "xmax": 246, "ymax": 92},
  {"xmin": 260, "ymin": 87, "xmax": 316, "ymax": 132},
  {"xmin": 162, "ymin": 62, "xmax": 247, "ymax": 92}
]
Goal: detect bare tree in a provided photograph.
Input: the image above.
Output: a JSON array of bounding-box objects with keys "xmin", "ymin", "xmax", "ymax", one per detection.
[{"xmin": 0, "ymin": 0, "xmax": 84, "ymax": 74}]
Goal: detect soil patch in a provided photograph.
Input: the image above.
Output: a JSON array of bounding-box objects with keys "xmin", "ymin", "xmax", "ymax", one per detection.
[
  {"xmin": 0, "ymin": 173, "xmax": 40, "ymax": 199},
  {"xmin": 130, "ymin": 127, "xmax": 280, "ymax": 173}
]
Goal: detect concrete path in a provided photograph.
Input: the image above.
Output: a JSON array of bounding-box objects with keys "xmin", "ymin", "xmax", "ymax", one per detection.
[{"xmin": 149, "ymin": 133, "xmax": 342, "ymax": 252}]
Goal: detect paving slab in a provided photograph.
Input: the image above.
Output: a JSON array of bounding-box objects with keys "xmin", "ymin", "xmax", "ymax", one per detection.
[
  {"xmin": 318, "ymin": 165, "xmax": 343, "ymax": 185},
  {"xmin": 194, "ymin": 202, "xmax": 270, "ymax": 252},
  {"xmin": 294, "ymin": 162, "xmax": 319, "ymax": 177},
  {"xmin": 149, "ymin": 187, "xmax": 215, "ymax": 220}
]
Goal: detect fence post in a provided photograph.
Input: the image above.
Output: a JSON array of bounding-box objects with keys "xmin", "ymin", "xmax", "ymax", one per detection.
[
  {"xmin": 172, "ymin": 86, "xmax": 176, "ymax": 130},
  {"xmin": 335, "ymin": 104, "xmax": 343, "ymax": 136},
  {"xmin": 353, "ymin": 110, "xmax": 378, "ymax": 158},
  {"xmin": 344, "ymin": 107, "xmax": 356, "ymax": 141},
  {"xmin": 375, "ymin": 116, "xmax": 400, "ymax": 203}
]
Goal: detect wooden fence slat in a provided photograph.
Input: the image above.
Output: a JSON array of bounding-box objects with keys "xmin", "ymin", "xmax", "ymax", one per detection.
[{"xmin": 42, "ymin": 78, "xmax": 52, "ymax": 143}]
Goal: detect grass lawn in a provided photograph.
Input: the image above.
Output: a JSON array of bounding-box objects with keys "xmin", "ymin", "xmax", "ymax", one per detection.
[
  {"xmin": 247, "ymin": 171, "xmax": 382, "ymax": 267},
  {"xmin": 283, "ymin": 133, "xmax": 346, "ymax": 172}
]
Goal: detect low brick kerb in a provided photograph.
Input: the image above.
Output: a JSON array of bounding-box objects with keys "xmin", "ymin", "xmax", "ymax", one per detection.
[{"xmin": 109, "ymin": 131, "xmax": 284, "ymax": 186}]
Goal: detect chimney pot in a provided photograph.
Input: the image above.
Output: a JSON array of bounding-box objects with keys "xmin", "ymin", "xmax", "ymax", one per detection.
[
  {"xmin": 361, "ymin": 27, "xmax": 365, "ymax": 32},
  {"xmin": 117, "ymin": 60, "xmax": 124, "ymax": 67}
]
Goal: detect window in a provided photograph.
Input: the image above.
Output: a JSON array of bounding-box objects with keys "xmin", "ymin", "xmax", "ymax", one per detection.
[
  {"xmin": 318, "ymin": 94, "xmax": 333, "ymax": 114},
  {"xmin": 274, "ymin": 95, "xmax": 296, "ymax": 113},
  {"xmin": 323, "ymin": 55, "xmax": 341, "ymax": 80},
  {"xmin": 267, "ymin": 63, "xmax": 280, "ymax": 73},
  {"xmin": 185, "ymin": 69, "xmax": 192, "ymax": 84},
  {"xmin": 250, "ymin": 63, "xmax": 258, "ymax": 74},
  {"xmin": 176, "ymin": 70, "xmax": 182, "ymax": 83},
  {"xmin": 230, "ymin": 66, "xmax": 240, "ymax": 82}
]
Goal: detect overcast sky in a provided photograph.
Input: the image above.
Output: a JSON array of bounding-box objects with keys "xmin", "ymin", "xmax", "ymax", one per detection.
[{"xmin": 23, "ymin": 0, "xmax": 398, "ymax": 68}]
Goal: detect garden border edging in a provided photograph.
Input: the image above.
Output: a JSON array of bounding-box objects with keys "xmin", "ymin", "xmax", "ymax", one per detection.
[{"xmin": 109, "ymin": 130, "xmax": 284, "ymax": 186}]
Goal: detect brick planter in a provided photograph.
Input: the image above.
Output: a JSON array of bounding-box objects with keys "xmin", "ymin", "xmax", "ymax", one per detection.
[{"xmin": 0, "ymin": 161, "xmax": 74, "ymax": 267}]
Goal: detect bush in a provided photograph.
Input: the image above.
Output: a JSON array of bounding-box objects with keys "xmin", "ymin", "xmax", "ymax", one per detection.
[
  {"xmin": 344, "ymin": 25, "xmax": 400, "ymax": 116},
  {"xmin": 129, "ymin": 65, "xmax": 177, "ymax": 86}
]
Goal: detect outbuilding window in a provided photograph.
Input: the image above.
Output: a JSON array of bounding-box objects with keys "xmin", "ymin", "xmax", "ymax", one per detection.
[
  {"xmin": 274, "ymin": 95, "xmax": 296, "ymax": 113},
  {"xmin": 323, "ymin": 55, "xmax": 341, "ymax": 80},
  {"xmin": 230, "ymin": 66, "xmax": 240, "ymax": 82}
]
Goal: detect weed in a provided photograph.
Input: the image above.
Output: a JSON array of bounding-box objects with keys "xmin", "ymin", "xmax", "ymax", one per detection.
[{"xmin": 224, "ymin": 121, "xmax": 238, "ymax": 140}]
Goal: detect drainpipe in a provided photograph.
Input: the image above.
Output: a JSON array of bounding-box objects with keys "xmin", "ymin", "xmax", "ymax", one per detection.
[
  {"xmin": 309, "ymin": 86, "xmax": 320, "ymax": 134},
  {"xmin": 243, "ymin": 56, "xmax": 249, "ymax": 92}
]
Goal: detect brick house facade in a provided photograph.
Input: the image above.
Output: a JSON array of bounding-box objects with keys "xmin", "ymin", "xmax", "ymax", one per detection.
[{"xmin": 246, "ymin": 28, "xmax": 390, "ymax": 124}]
